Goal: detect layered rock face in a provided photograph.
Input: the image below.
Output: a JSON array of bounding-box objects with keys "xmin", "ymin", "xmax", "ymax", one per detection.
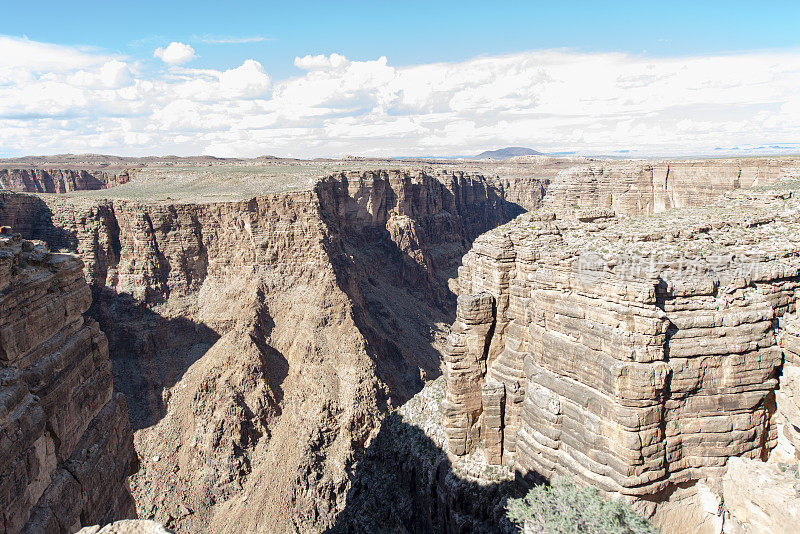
[
  {"xmin": 491, "ymin": 176, "xmax": 547, "ymax": 212},
  {"xmin": 0, "ymin": 228, "xmax": 136, "ymax": 534},
  {"xmin": 444, "ymin": 188, "xmax": 800, "ymax": 530},
  {"xmin": 0, "ymin": 170, "xmax": 526, "ymax": 532},
  {"xmin": 0, "ymin": 169, "xmax": 131, "ymax": 193},
  {"xmin": 330, "ymin": 376, "xmax": 518, "ymax": 534},
  {"xmin": 779, "ymin": 314, "xmax": 800, "ymax": 462},
  {"xmin": 542, "ymin": 160, "xmax": 793, "ymax": 215}
]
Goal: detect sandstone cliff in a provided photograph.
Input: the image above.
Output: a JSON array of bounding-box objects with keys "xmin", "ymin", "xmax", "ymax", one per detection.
[
  {"xmin": 0, "ymin": 170, "xmax": 526, "ymax": 532},
  {"xmin": 0, "ymin": 169, "xmax": 131, "ymax": 193},
  {"xmin": 0, "ymin": 227, "xmax": 136, "ymax": 534},
  {"xmin": 443, "ymin": 186, "xmax": 800, "ymax": 532},
  {"xmin": 542, "ymin": 159, "xmax": 795, "ymax": 215}
]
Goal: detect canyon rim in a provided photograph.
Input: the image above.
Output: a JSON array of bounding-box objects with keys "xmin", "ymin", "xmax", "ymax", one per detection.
[{"xmin": 2, "ymin": 2, "xmax": 800, "ymax": 533}]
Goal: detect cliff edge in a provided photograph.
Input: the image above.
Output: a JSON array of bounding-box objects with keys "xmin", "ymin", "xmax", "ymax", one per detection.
[{"xmin": 0, "ymin": 227, "xmax": 137, "ymax": 534}]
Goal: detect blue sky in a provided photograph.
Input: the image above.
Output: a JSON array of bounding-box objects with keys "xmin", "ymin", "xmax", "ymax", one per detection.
[
  {"xmin": 1, "ymin": 1, "xmax": 799, "ymax": 157},
  {"xmin": 5, "ymin": 1, "xmax": 800, "ymax": 77}
]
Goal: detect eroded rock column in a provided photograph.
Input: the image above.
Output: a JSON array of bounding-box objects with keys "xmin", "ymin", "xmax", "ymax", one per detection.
[{"xmin": 442, "ymin": 292, "xmax": 495, "ymax": 456}]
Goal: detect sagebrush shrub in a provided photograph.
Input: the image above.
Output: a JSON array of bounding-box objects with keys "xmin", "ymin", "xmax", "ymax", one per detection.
[{"xmin": 506, "ymin": 476, "xmax": 655, "ymax": 534}]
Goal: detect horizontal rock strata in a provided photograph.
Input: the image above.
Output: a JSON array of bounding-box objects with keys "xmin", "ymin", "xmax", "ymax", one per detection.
[
  {"xmin": 444, "ymin": 185, "xmax": 800, "ymax": 526},
  {"xmin": 0, "ymin": 228, "xmax": 136, "ymax": 534},
  {"xmin": 0, "ymin": 169, "xmax": 131, "ymax": 193},
  {"xmin": 0, "ymin": 170, "xmax": 528, "ymax": 533},
  {"xmin": 543, "ymin": 159, "xmax": 797, "ymax": 215}
]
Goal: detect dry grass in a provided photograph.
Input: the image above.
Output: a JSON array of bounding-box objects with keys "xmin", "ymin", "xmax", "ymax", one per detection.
[{"xmin": 52, "ymin": 162, "xmax": 422, "ymax": 203}]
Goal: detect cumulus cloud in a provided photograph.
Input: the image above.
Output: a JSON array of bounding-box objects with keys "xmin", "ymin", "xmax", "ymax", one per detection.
[
  {"xmin": 69, "ymin": 60, "xmax": 134, "ymax": 89},
  {"xmin": 2, "ymin": 37, "xmax": 800, "ymax": 158},
  {"xmin": 294, "ymin": 53, "xmax": 349, "ymax": 71},
  {"xmin": 220, "ymin": 59, "xmax": 271, "ymax": 97},
  {"xmin": 154, "ymin": 42, "xmax": 196, "ymax": 65}
]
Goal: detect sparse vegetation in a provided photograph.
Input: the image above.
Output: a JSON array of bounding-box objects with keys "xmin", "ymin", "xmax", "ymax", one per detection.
[{"xmin": 506, "ymin": 477, "xmax": 656, "ymax": 534}]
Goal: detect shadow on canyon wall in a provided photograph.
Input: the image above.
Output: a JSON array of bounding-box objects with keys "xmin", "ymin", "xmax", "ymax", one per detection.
[
  {"xmin": 325, "ymin": 412, "xmax": 525, "ymax": 534},
  {"xmin": 0, "ymin": 191, "xmax": 81, "ymax": 248},
  {"xmin": 89, "ymin": 288, "xmax": 221, "ymax": 430},
  {"xmin": 2, "ymin": 181, "xmax": 526, "ymax": 428},
  {"xmin": 0, "ymin": 195, "xmax": 222, "ymax": 430},
  {"xmin": 317, "ymin": 175, "xmax": 526, "ymax": 405}
]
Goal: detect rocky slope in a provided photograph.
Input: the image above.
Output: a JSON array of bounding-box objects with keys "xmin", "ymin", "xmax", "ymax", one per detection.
[
  {"xmin": 0, "ymin": 169, "xmax": 528, "ymax": 532},
  {"xmin": 0, "ymin": 227, "xmax": 136, "ymax": 534},
  {"xmin": 329, "ymin": 376, "xmax": 519, "ymax": 533},
  {"xmin": 443, "ymin": 184, "xmax": 800, "ymax": 532},
  {"xmin": 0, "ymin": 169, "xmax": 131, "ymax": 193}
]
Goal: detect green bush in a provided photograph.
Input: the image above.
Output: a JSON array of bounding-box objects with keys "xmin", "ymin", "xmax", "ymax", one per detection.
[{"xmin": 506, "ymin": 476, "xmax": 655, "ymax": 534}]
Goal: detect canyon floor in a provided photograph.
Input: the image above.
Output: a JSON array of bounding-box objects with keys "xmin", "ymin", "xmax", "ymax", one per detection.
[{"xmin": 2, "ymin": 154, "xmax": 800, "ymax": 533}]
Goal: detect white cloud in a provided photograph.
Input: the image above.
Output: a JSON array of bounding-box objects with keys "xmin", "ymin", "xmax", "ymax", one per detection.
[
  {"xmin": 201, "ymin": 36, "xmax": 270, "ymax": 44},
  {"xmin": 220, "ymin": 59, "xmax": 271, "ymax": 98},
  {"xmin": 0, "ymin": 35, "xmax": 109, "ymax": 71},
  {"xmin": 154, "ymin": 42, "xmax": 196, "ymax": 65},
  {"xmin": 69, "ymin": 60, "xmax": 134, "ymax": 89},
  {"xmin": 294, "ymin": 53, "xmax": 349, "ymax": 71},
  {"xmin": 2, "ymin": 38, "xmax": 800, "ymax": 158}
]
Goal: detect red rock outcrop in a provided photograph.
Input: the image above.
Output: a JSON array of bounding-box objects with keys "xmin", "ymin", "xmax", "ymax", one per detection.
[
  {"xmin": 0, "ymin": 169, "xmax": 131, "ymax": 193},
  {"xmin": 0, "ymin": 227, "xmax": 136, "ymax": 534}
]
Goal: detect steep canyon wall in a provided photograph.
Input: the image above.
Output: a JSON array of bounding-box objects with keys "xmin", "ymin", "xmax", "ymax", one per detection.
[
  {"xmin": 0, "ymin": 169, "xmax": 131, "ymax": 194},
  {"xmin": 542, "ymin": 160, "xmax": 795, "ymax": 215},
  {"xmin": 2, "ymin": 158, "xmax": 797, "ymax": 533},
  {"xmin": 0, "ymin": 170, "xmax": 530, "ymax": 532},
  {"xmin": 0, "ymin": 229, "xmax": 136, "ymax": 534},
  {"xmin": 443, "ymin": 188, "xmax": 800, "ymax": 532}
]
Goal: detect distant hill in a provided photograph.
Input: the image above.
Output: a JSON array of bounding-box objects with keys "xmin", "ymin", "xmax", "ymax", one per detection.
[{"xmin": 474, "ymin": 147, "xmax": 544, "ymax": 159}]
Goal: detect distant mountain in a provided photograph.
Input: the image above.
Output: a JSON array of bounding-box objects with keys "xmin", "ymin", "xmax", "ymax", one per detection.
[{"xmin": 473, "ymin": 147, "xmax": 544, "ymax": 159}]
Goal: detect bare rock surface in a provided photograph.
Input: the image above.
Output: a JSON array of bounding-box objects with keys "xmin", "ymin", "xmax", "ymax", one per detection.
[
  {"xmin": 444, "ymin": 181, "xmax": 800, "ymax": 531},
  {"xmin": 779, "ymin": 313, "xmax": 800, "ymax": 463},
  {"xmin": 722, "ymin": 457, "xmax": 800, "ymax": 533},
  {"xmin": 78, "ymin": 520, "xmax": 172, "ymax": 534},
  {"xmin": 542, "ymin": 159, "xmax": 798, "ymax": 214},
  {"xmin": 0, "ymin": 168, "xmax": 131, "ymax": 193},
  {"xmin": 2, "ymin": 157, "xmax": 798, "ymax": 533},
  {"xmin": 0, "ymin": 169, "xmax": 525, "ymax": 532},
  {"xmin": 0, "ymin": 229, "xmax": 136, "ymax": 534},
  {"xmin": 330, "ymin": 376, "xmax": 518, "ymax": 533}
]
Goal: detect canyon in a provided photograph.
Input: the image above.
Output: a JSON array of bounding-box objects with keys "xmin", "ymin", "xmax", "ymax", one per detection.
[
  {"xmin": 0, "ymin": 169, "xmax": 131, "ymax": 194},
  {"xmin": 1, "ymin": 155, "xmax": 799, "ymax": 533}
]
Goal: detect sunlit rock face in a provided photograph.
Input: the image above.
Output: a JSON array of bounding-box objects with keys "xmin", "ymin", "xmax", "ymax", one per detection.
[
  {"xmin": 0, "ymin": 228, "xmax": 136, "ymax": 534},
  {"xmin": 0, "ymin": 169, "xmax": 529, "ymax": 533},
  {"xmin": 444, "ymin": 186, "xmax": 800, "ymax": 530},
  {"xmin": 542, "ymin": 159, "xmax": 789, "ymax": 215}
]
